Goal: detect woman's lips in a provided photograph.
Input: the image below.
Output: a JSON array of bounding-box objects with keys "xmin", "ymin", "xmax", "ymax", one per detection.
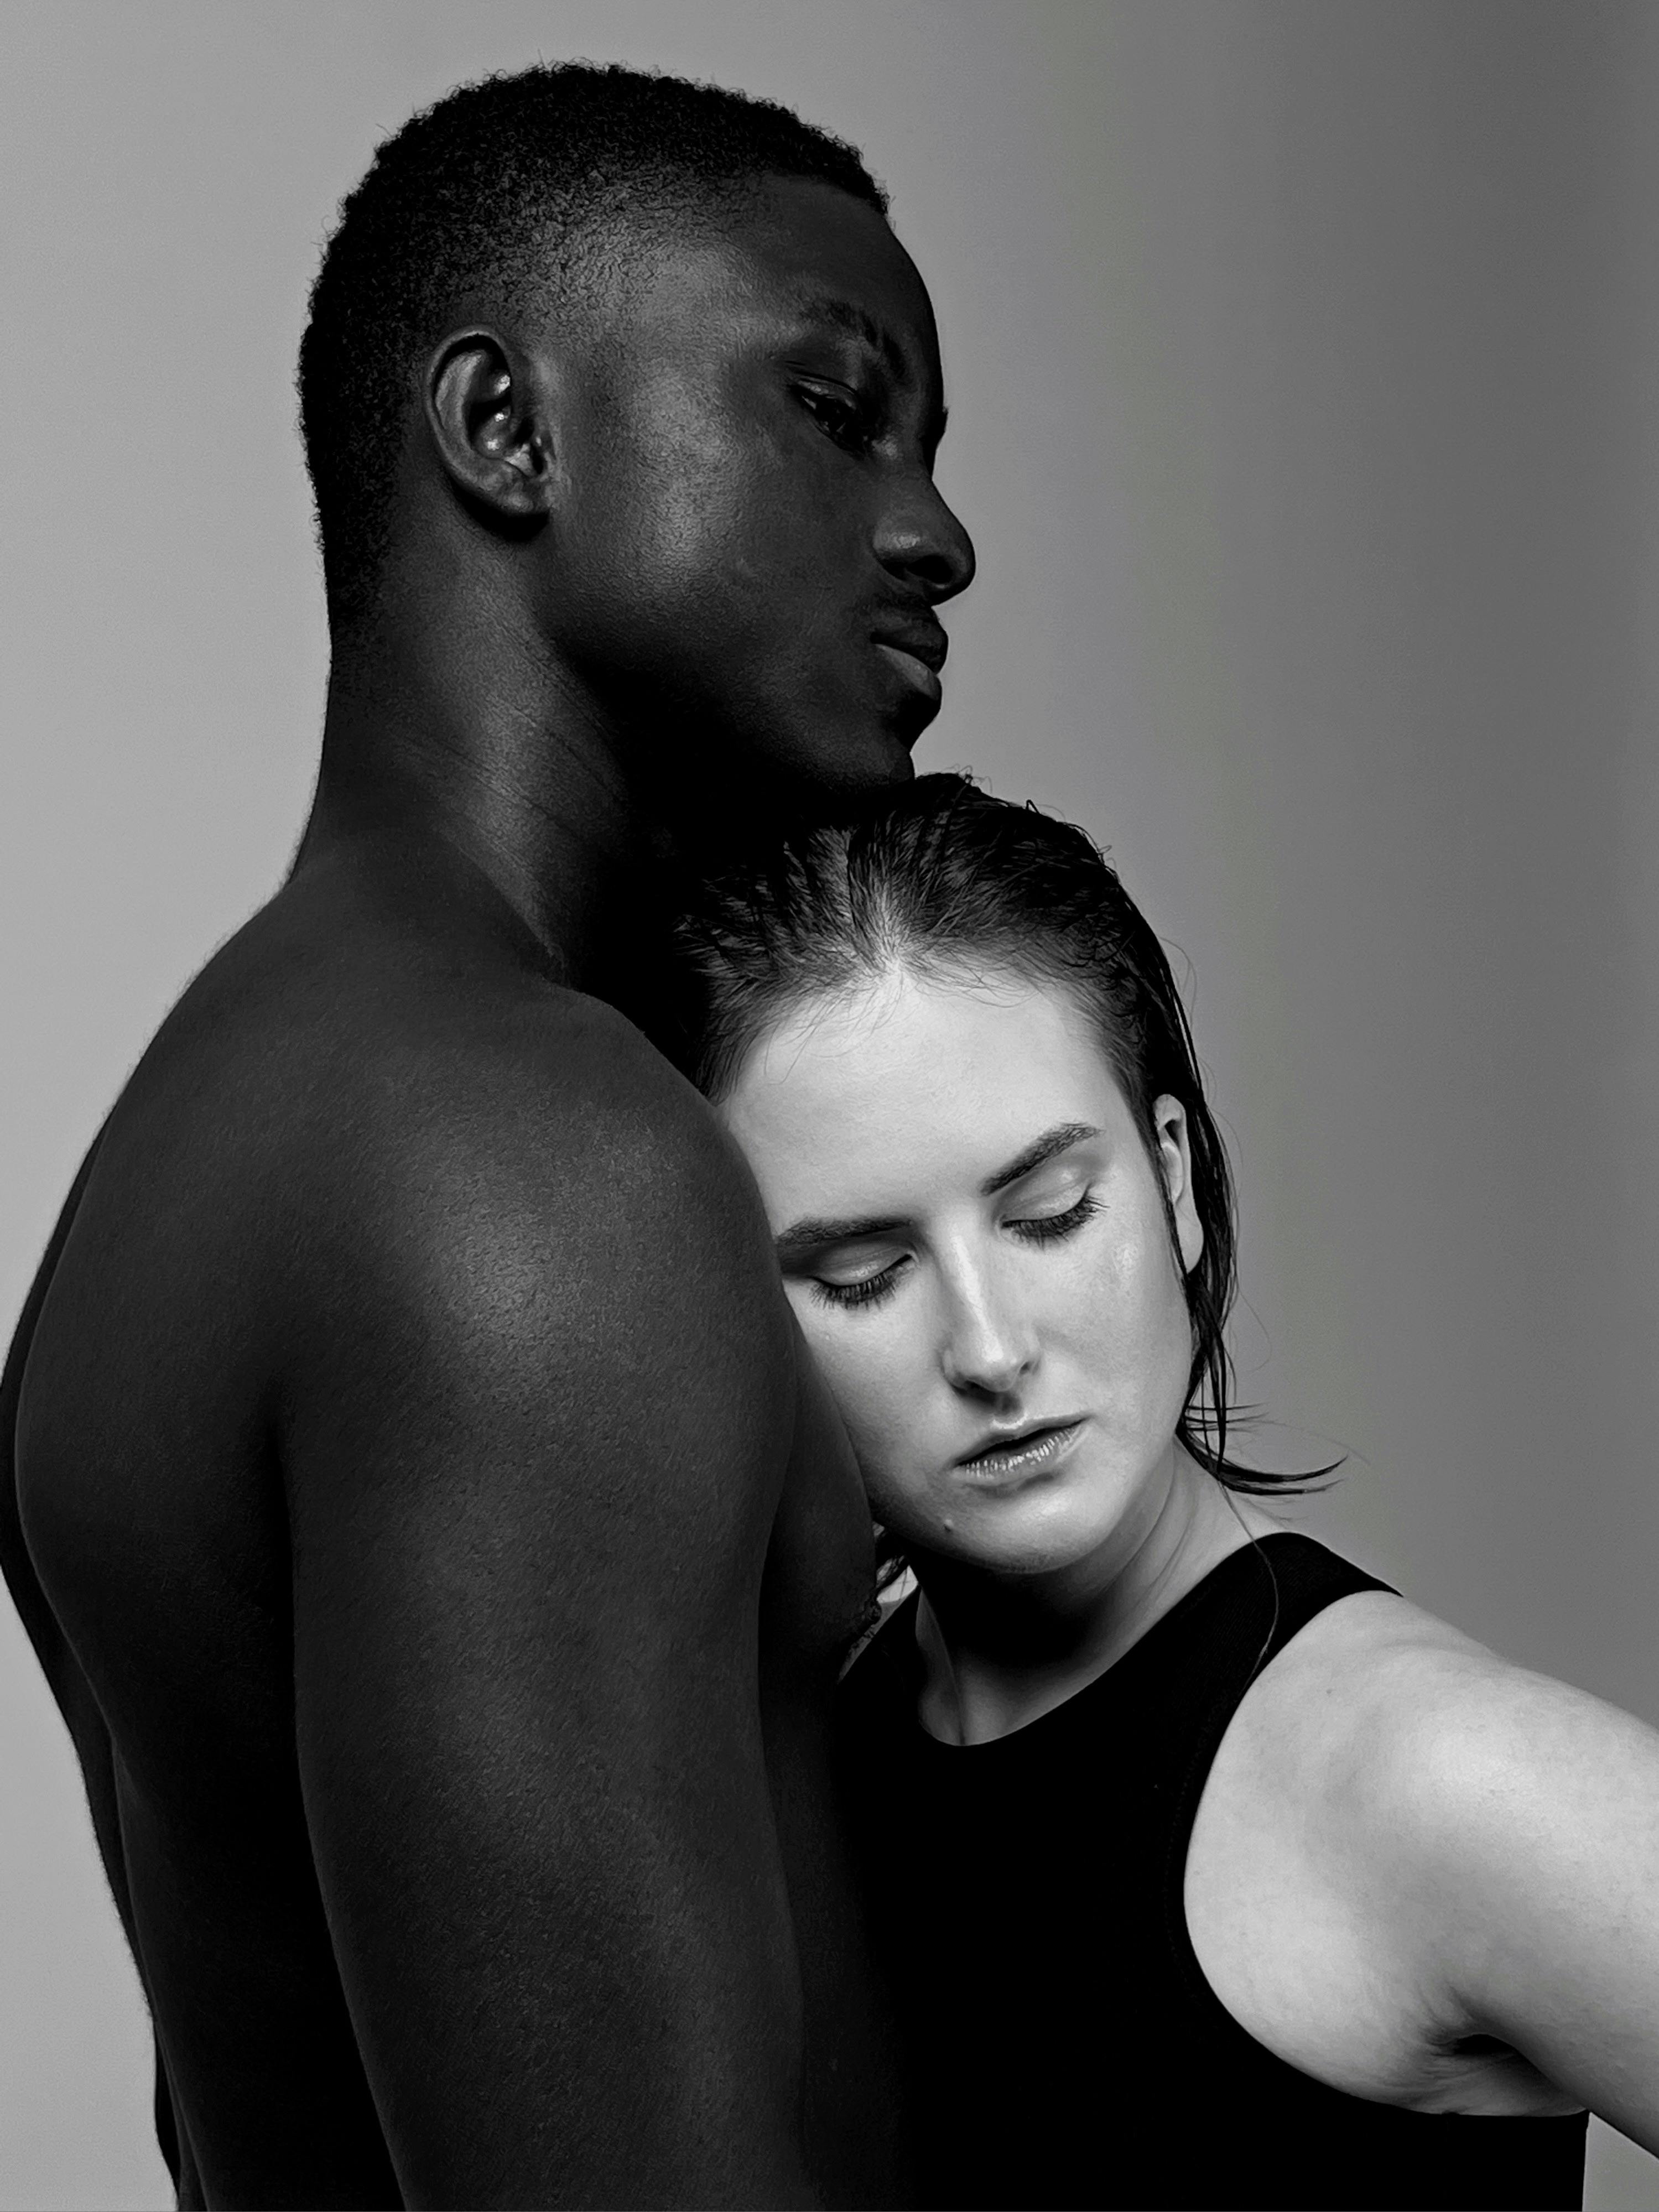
[{"xmin": 953, "ymin": 1419, "xmax": 1085, "ymax": 1487}]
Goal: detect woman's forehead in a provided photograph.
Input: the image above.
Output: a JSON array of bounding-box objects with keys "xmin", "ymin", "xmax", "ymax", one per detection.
[{"xmin": 723, "ymin": 966, "xmax": 1126, "ymax": 1191}]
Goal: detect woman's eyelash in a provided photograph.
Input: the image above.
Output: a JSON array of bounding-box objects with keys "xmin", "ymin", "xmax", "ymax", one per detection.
[
  {"xmin": 809, "ymin": 1196, "xmax": 1098, "ymax": 1312},
  {"xmin": 1007, "ymin": 1193, "xmax": 1100, "ymax": 1244},
  {"xmin": 812, "ymin": 1264, "xmax": 902, "ymax": 1312}
]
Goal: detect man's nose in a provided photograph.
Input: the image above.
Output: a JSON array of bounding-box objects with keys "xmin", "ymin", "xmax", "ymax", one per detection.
[
  {"xmin": 874, "ymin": 471, "xmax": 976, "ymax": 605},
  {"xmin": 940, "ymin": 1266, "xmax": 1038, "ymax": 1399}
]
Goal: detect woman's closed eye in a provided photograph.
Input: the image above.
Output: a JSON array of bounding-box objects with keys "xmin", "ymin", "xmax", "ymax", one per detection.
[
  {"xmin": 1005, "ymin": 1190, "xmax": 1101, "ymax": 1245},
  {"xmin": 807, "ymin": 1194, "xmax": 1100, "ymax": 1313},
  {"xmin": 810, "ymin": 1248, "xmax": 910, "ymax": 1312}
]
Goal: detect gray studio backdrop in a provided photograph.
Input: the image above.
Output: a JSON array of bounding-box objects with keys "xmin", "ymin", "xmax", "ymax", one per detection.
[{"xmin": 3, "ymin": 3, "xmax": 1655, "ymax": 2206}]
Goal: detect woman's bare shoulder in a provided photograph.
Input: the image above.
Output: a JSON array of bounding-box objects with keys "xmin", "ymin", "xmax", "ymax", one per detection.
[
  {"xmin": 1251, "ymin": 1565, "xmax": 1648, "ymax": 1797},
  {"xmin": 1193, "ymin": 1547, "xmax": 1659, "ymax": 2130}
]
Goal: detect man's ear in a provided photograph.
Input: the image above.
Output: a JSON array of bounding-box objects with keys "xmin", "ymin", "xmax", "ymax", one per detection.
[
  {"xmin": 424, "ymin": 329, "xmax": 555, "ymax": 526},
  {"xmin": 1152, "ymin": 1094, "xmax": 1205, "ymax": 1277}
]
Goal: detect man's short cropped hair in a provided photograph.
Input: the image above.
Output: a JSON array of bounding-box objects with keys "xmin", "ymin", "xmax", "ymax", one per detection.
[{"xmin": 298, "ymin": 61, "xmax": 887, "ymax": 632}]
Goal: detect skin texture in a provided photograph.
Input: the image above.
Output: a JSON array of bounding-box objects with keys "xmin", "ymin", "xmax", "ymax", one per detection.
[
  {"xmin": 1, "ymin": 175, "xmax": 972, "ymax": 2208},
  {"xmin": 720, "ymin": 960, "xmax": 1659, "ymax": 2149},
  {"xmin": 488, "ymin": 199, "xmax": 965, "ymax": 814}
]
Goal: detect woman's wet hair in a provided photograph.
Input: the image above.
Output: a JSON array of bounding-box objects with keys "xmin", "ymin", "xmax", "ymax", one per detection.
[{"xmin": 667, "ymin": 772, "xmax": 1314, "ymax": 1498}]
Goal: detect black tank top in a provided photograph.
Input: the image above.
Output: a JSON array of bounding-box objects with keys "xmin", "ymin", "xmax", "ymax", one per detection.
[{"xmin": 835, "ymin": 1532, "xmax": 1588, "ymax": 2210}]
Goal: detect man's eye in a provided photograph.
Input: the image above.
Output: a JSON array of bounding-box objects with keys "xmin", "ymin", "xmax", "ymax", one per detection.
[{"xmin": 797, "ymin": 384, "xmax": 876, "ymax": 453}]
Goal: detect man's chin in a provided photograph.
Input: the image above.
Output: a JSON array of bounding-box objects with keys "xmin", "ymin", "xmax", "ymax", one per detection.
[
  {"xmin": 817, "ymin": 696, "xmax": 935, "ymax": 790},
  {"xmin": 802, "ymin": 737, "xmax": 917, "ymax": 808}
]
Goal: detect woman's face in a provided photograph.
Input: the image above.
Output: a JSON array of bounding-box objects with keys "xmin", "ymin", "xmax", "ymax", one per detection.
[{"xmin": 720, "ymin": 963, "xmax": 1204, "ymax": 1578}]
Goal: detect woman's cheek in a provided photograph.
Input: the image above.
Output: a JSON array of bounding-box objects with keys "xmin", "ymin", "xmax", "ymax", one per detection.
[
  {"xmin": 784, "ymin": 1297, "xmax": 865, "ymax": 1427},
  {"xmin": 802, "ymin": 1323, "xmax": 922, "ymax": 1506}
]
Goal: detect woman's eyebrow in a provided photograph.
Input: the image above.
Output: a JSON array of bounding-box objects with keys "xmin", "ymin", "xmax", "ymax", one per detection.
[
  {"xmin": 774, "ymin": 1125, "xmax": 1101, "ymax": 1259},
  {"xmin": 981, "ymin": 1123, "xmax": 1101, "ymax": 1197},
  {"xmin": 774, "ymin": 1212, "xmax": 907, "ymax": 1263}
]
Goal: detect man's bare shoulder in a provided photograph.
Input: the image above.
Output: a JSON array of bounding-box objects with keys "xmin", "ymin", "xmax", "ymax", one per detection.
[
  {"xmin": 79, "ymin": 855, "xmax": 793, "ymax": 1512},
  {"xmin": 124, "ymin": 850, "xmax": 760, "ymax": 1267},
  {"xmin": 322, "ymin": 965, "xmax": 762, "ymax": 1257},
  {"xmin": 256, "ymin": 960, "xmax": 784, "ymax": 1394}
]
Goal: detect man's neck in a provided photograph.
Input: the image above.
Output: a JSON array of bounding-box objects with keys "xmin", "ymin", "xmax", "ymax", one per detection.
[{"xmin": 296, "ymin": 601, "xmax": 651, "ymax": 996}]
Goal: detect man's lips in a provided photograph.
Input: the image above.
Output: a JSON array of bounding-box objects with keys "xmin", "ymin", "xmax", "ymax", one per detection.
[
  {"xmin": 872, "ymin": 618, "xmax": 947, "ymax": 708},
  {"xmin": 873, "ymin": 640, "xmax": 943, "ymax": 705},
  {"xmin": 872, "ymin": 616, "xmax": 949, "ymax": 674}
]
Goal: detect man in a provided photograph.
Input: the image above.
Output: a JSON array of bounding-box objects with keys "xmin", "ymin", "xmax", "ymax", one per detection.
[{"xmin": 0, "ymin": 64, "xmax": 973, "ymax": 2208}]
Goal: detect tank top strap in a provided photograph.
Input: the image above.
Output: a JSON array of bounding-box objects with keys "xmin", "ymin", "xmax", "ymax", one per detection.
[
  {"xmin": 1153, "ymin": 1533, "xmax": 1393, "ymax": 1807},
  {"xmin": 836, "ymin": 1535, "xmax": 1590, "ymax": 2211},
  {"xmin": 1155, "ymin": 1530, "xmax": 1395, "ymax": 1800},
  {"xmin": 1148, "ymin": 1533, "xmax": 1396, "ymax": 2002},
  {"xmin": 846, "ymin": 1531, "xmax": 1392, "ymax": 1766}
]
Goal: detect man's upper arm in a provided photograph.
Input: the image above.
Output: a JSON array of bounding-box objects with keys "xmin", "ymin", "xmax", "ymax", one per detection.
[{"xmin": 282, "ymin": 1020, "xmax": 809, "ymax": 2208}]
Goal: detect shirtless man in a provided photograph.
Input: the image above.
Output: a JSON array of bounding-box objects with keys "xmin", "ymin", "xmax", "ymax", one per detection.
[{"xmin": 0, "ymin": 64, "xmax": 973, "ymax": 2208}]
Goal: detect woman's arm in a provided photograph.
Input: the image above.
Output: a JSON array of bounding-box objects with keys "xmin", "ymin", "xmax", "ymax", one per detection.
[{"xmin": 1380, "ymin": 1652, "xmax": 1659, "ymax": 2151}]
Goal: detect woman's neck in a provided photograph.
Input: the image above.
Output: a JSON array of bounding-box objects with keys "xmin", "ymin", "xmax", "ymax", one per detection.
[{"xmin": 911, "ymin": 1449, "xmax": 1277, "ymax": 1746}]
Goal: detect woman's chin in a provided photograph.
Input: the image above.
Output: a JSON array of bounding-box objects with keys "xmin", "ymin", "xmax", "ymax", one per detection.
[
  {"xmin": 887, "ymin": 1449, "xmax": 1174, "ymax": 1583},
  {"xmin": 906, "ymin": 1498, "xmax": 1126, "ymax": 1581}
]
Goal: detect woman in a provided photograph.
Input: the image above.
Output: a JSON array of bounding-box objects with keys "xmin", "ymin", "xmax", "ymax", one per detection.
[{"xmin": 665, "ymin": 775, "xmax": 1659, "ymax": 2211}]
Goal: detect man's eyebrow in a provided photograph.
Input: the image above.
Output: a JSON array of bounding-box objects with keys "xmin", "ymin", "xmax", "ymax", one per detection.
[
  {"xmin": 796, "ymin": 293, "xmax": 906, "ymax": 378},
  {"xmin": 792, "ymin": 292, "xmax": 950, "ymax": 457},
  {"xmin": 774, "ymin": 1212, "xmax": 908, "ymax": 1264},
  {"xmin": 981, "ymin": 1123, "xmax": 1101, "ymax": 1198}
]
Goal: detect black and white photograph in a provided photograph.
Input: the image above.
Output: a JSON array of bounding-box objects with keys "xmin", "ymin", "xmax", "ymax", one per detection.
[{"xmin": 3, "ymin": 4, "xmax": 1657, "ymax": 2207}]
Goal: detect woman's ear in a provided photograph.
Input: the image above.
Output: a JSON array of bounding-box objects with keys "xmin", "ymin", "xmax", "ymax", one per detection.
[
  {"xmin": 424, "ymin": 327, "xmax": 556, "ymax": 525},
  {"xmin": 1152, "ymin": 1094, "xmax": 1204, "ymax": 1276}
]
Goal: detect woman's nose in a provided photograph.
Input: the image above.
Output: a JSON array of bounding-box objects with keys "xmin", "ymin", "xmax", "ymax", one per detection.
[{"xmin": 940, "ymin": 1270, "xmax": 1038, "ymax": 1398}]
